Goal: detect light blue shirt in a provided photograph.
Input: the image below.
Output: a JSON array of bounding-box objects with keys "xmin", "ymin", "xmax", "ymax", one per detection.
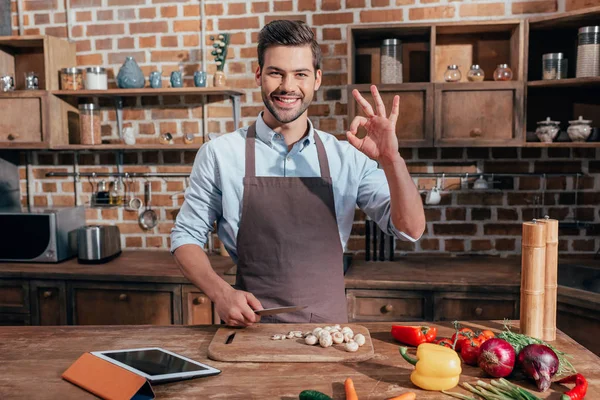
[{"xmin": 170, "ymin": 113, "xmax": 419, "ymax": 264}]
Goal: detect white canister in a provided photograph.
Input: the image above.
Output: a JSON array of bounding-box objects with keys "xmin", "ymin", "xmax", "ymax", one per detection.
[{"xmin": 85, "ymin": 66, "xmax": 108, "ymax": 90}]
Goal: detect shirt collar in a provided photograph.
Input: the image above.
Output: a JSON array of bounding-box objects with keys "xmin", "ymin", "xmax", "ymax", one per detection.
[{"xmin": 254, "ymin": 112, "xmax": 316, "ymax": 147}]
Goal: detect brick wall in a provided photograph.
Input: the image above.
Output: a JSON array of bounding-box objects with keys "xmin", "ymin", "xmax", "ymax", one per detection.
[{"xmin": 12, "ymin": 0, "xmax": 600, "ymax": 256}]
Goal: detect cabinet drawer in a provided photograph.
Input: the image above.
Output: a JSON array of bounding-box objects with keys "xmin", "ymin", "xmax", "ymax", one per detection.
[
  {"xmin": 0, "ymin": 97, "xmax": 42, "ymax": 143},
  {"xmin": 347, "ymin": 289, "xmax": 430, "ymax": 322},
  {"xmin": 0, "ymin": 313, "xmax": 31, "ymax": 326},
  {"xmin": 0, "ymin": 280, "xmax": 30, "ymax": 314},
  {"xmin": 434, "ymin": 292, "xmax": 518, "ymax": 321},
  {"xmin": 182, "ymin": 285, "xmax": 213, "ymax": 325},
  {"xmin": 70, "ymin": 283, "xmax": 182, "ymax": 325},
  {"xmin": 348, "ymin": 84, "xmax": 434, "ymax": 147},
  {"xmin": 435, "ymin": 82, "xmax": 523, "ymax": 146}
]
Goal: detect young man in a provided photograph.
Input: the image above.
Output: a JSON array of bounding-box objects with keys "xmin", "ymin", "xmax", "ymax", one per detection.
[{"xmin": 171, "ymin": 20, "xmax": 425, "ymax": 326}]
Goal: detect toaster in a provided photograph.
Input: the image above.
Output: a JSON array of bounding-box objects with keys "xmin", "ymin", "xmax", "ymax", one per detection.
[{"xmin": 77, "ymin": 225, "xmax": 122, "ymax": 264}]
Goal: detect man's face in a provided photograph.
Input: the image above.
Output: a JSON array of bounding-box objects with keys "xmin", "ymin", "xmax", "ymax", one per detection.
[{"xmin": 256, "ymin": 45, "xmax": 322, "ymax": 124}]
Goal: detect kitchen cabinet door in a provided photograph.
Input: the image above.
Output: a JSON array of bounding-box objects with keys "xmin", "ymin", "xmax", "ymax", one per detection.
[
  {"xmin": 69, "ymin": 282, "xmax": 182, "ymax": 325},
  {"xmin": 0, "ymin": 97, "xmax": 42, "ymax": 143},
  {"xmin": 347, "ymin": 289, "xmax": 432, "ymax": 322},
  {"xmin": 434, "ymin": 82, "xmax": 524, "ymax": 146},
  {"xmin": 182, "ymin": 285, "xmax": 214, "ymax": 325},
  {"xmin": 434, "ymin": 292, "xmax": 519, "ymax": 321},
  {"xmin": 347, "ymin": 84, "xmax": 434, "ymax": 147},
  {"xmin": 30, "ymin": 280, "xmax": 67, "ymax": 325},
  {"xmin": 0, "ymin": 279, "xmax": 30, "ymax": 314}
]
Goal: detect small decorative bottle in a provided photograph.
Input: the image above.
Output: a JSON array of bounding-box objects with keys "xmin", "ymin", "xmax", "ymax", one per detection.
[
  {"xmin": 493, "ymin": 64, "xmax": 513, "ymax": 81},
  {"xmin": 444, "ymin": 65, "xmax": 462, "ymax": 82},
  {"xmin": 467, "ymin": 65, "xmax": 485, "ymax": 82}
]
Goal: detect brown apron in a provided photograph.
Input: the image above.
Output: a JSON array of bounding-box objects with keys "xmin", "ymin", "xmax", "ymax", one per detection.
[{"xmin": 235, "ymin": 122, "xmax": 347, "ymax": 323}]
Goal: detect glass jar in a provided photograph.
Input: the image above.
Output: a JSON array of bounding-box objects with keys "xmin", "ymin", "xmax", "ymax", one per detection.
[
  {"xmin": 78, "ymin": 103, "xmax": 101, "ymax": 145},
  {"xmin": 444, "ymin": 65, "xmax": 461, "ymax": 82},
  {"xmin": 109, "ymin": 179, "xmax": 125, "ymax": 205},
  {"xmin": 567, "ymin": 116, "xmax": 593, "ymax": 142},
  {"xmin": 61, "ymin": 67, "xmax": 84, "ymax": 90},
  {"xmin": 24, "ymin": 71, "xmax": 39, "ymax": 90},
  {"xmin": 96, "ymin": 180, "xmax": 110, "ymax": 205},
  {"xmin": 85, "ymin": 67, "xmax": 107, "ymax": 90},
  {"xmin": 380, "ymin": 38, "xmax": 403, "ymax": 84},
  {"xmin": 493, "ymin": 64, "xmax": 513, "ymax": 81},
  {"xmin": 542, "ymin": 53, "xmax": 568, "ymax": 80},
  {"xmin": 576, "ymin": 26, "xmax": 600, "ymax": 78},
  {"xmin": 467, "ymin": 64, "xmax": 485, "ymax": 82},
  {"xmin": 535, "ymin": 117, "xmax": 560, "ymax": 143}
]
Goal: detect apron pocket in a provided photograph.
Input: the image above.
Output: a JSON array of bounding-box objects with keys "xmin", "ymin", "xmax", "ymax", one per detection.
[{"xmin": 309, "ymin": 312, "xmax": 329, "ymax": 324}]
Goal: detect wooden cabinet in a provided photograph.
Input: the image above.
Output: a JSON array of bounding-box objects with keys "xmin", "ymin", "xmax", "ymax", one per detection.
[
  {"xmin": 434, "ymin": 82, "xmax": 524, "ymax": 147},
  {"xmin": 182, "ymin": 285, "xmax": 215, "ymax": 325},
  {"xmin": 557, "ymin": 288, "xmax": 600, "ymax": 356},
  {"xmin": 348, "ymin": 84, "xmax": 434, "ymax": 147},
  {"xmin": 0, "ymin": 279, "xmax": 30, "ymax": 325},
  {"xmin": 69, "ymin": 282, "xmax": 182, "ymax": 325},
  {"xmin": 30, "ymin": 280, "xmax": 67, "ymax": 326},
  {"xmin": 433, "ymin": 292, "xmax": 519, "ymax": 321},
  {"xmin": 347, "ymin": 289, "xmax": 431, "ymax": 322}
]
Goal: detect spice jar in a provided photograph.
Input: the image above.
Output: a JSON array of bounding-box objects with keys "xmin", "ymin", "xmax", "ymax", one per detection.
[
  {"xmin": 444, "ymin": 65, "xmax": 461, "ymax": 82},
  {"xmin": 96, "ymin": 180, "xmax": 110, "ymax": 205},
  {"xmin": 576, "ymin": 26, "xmax": 600, "ymax": 78},
  {"xmin": 493, "ymin": 64, "xmax": 513, "ymax": 81},
  {"xmin": 85, "ymin": 67, "xmax": 107, "ymax": 90},
  {"xmin": 535, "ymin": 117, "xmax": 560, "ymax": 143},
  {"xmin": 61, "ymin": 67, "xmax": 84, "ymax": 90},
  {"xmin": 467, "ymin": 64, "xmax": 485, "ymax": 82},
  {"xmin": 109, "ymin": 179, "xmax": 125, "ymax": 206},
  {"xmin": 78, "ymin": 103, "xmax": 101, "ymax": 145},
  {"xmin": 380, "ymin": 38, "xmax": 403, "ymax": 84},
  {"xmin": 567, "ymin": 116, "xmax": 593, "ymax": 142},
  {"xmin": 542, "ymin": 53, "xmax": 568, "ymax": 80}
]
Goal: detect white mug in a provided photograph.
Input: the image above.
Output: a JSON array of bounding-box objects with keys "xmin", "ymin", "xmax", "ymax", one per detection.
[{"xmin": 425, "ymin": 186, "xmax": 441, "ymax": 205}]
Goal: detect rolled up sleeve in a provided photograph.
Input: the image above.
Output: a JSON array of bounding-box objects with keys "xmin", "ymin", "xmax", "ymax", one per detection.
[
  {"xmin": 355, "ymin": 153, "xmax": 421, "ymax": 242},
  {"xmin": 170, "ymin": 143, "xmax": 222, "ymax": 253}
]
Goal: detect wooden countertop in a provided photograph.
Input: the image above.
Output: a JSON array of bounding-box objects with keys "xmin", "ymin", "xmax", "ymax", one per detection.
[{"xmin": 0, "ymin": 321, "xmax": 598, "ymax": 399}]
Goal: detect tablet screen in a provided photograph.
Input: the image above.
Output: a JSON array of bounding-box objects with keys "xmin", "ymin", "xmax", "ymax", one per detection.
[{"xmin": 104, "ymin": 349, "xmax": 208, "ymax": 376}]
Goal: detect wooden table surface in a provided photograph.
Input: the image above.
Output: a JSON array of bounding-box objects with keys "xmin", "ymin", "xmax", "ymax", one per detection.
[{"xmin": 0, "ymin": 321, "xmax": 598, "ymax": 399}]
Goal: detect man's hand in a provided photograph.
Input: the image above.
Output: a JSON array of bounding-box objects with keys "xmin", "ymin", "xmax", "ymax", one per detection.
[
  {"xmin": 214, "ymin": 287, "xmax": 263, "ymax": 327},
  {"xmin": 346, "ymin": 85, "xmax": 400, "ymax": 166}
]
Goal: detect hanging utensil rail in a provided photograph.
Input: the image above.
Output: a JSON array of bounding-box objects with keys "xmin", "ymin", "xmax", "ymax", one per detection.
[{"xmin": 46, "ymin": 172, "xmax": 190, "ymax": 178}]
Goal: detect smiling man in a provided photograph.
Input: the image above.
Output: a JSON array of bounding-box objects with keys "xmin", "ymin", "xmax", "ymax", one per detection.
[{"xmin": 171, "ymin": 20, "xmax": 425, "ymax": 327}]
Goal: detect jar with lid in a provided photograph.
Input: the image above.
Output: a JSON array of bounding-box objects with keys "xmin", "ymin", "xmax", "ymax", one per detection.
[
  {"xmin": 444, "ymin": 65, "xmax": 461, "ymax": 82},
  {"xmin": 567, "ymin": 116, "xmax": 593, "ymax": 142},
  {"xmin": 85, "ymin": 67, "xmax": 108, "ymax": 90},
  {"xmin": 576, "ymin": 26, "xmax": 600, "ymax": 78},
  {"xmin": 542, "ymin": 53, "xmax": 568, "ymax": 80},
  {"xmin": 78, "ymin": 103, "xmax": 101, "ymax": 145},
  {"xmin": 467, "ymin": 64, "xmax": 485, "ymax": 82},
  {"xmin": 493, "ymin": 64, "xmax": 513, "ymax": 81},
  {"xmin": 109, "ymin": 179, "xmax": 125, "ymax": 205},
  {"xmin": 535, "ymin": 117, "xmax": 560, "ymax": 143},
  {"xmin": 380, "ymin": 38, "xmax": 403, "ymax": 84},
  {"xmin": 95, "ymin": 180, "xmax": 110, "ymax": 205},
  {"xmin": 61, "ymin": 67, "xmax": 84, "ymax": 90}
]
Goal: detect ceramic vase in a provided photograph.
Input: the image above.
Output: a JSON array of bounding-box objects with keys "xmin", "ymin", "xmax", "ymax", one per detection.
[
  {"xmin": 117, "ymin": 56, "xmax": 145, "ymax": 89},
  {"xmin": 149, "ymin": 71, "xmax": 162, "ymax": 88},
  {"xmin": 194, "ymin": 71, "xmax": 207, "ymax": 87},
  {"xmin": 213, "ymin": 70, "xmax": 226, "ymax": 87},
  {"xmin": 170, "ymin": 71, "xmax": 183, "ymax": 88}
]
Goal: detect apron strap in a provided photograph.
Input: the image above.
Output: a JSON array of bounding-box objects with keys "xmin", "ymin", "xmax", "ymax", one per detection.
[{"xmin": 244, "ymin": 120, "xmax": 331, "ymax": 179}]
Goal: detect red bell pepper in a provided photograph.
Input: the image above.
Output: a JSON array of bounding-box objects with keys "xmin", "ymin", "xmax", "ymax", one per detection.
[{"xmin": 391, "ymin": 325, "xmax": 438, "ymax": 347}]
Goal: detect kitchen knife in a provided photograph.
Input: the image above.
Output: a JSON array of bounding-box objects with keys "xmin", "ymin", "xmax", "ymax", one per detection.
[{"xmin": 254, "ymin": 305, "xmax": 308, "ymax": 316}]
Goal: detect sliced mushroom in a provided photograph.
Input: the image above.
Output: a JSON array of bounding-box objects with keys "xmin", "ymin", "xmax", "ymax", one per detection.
[
  {"xmin": 286, "ymin": 331, "xmax": 296, "ymax": 339},
  {"xmin": 294, "ymin": 332, "xmax": 303, "ymax": 338},
  {"xmin": 271, "ymin": 334, "xmax": 284, "ymax": 340}
]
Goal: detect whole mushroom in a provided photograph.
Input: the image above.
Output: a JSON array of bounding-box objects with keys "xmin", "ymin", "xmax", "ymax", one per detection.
[
  {"xmin": 354, "ymin": 334, "xmax": 366, "ymax": 347},
  {"xmin": 332, "ymin": 331, "xmax": 344, "ymax": 344},
  {"xmin": 319, "ymin": 334, "xmax": 333, "ymax": 348},
  {"xmin": 305, "ymin": 334, "xmax": 318, "ymax": 345},
  {"xmin": 344, "ymin": 341, "xmax": 359, "ymax": 352}
]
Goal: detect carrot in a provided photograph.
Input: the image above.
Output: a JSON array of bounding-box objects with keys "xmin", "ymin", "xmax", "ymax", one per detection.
[
  {"xmin": 344, "ymin": 377, "xmax": 358, "ymax": 400},
  {"xmin": 387, "ymin": 393, "xmax": 416, "ymax": 400}
]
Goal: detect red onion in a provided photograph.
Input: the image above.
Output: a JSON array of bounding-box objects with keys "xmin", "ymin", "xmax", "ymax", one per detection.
[
  {"xmin": 518, "ymin": 344, "xmax": 559, "ymax": 392},
  {"xmin": 478, "ymin": 338, "xmax": 516, "ymax": 378}
]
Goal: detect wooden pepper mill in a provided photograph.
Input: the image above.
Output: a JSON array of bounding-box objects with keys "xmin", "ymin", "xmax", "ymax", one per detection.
[
  {"xmin": 539, "ymin": 218, "xmax": 559, "ymax": 342},
  {"xmin": 520, "ymin": 220, "xmax": 547, "ymax": 339}
]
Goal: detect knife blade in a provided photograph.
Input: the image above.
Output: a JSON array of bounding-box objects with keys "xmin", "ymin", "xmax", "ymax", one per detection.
[{"xmin": 254, "ymin": 305, "xmax": 308, "ymax": 317}]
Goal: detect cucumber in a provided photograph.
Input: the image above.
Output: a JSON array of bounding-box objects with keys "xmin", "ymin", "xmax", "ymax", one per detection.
[{"xmin": 299, "ymin": 390, "xmax": 333, "ymax": 400}]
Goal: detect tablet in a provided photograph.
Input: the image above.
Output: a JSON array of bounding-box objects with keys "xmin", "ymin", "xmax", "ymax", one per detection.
[{"xmin": 91, "ymin": 347, "xmax": 221, "ymax": 384}]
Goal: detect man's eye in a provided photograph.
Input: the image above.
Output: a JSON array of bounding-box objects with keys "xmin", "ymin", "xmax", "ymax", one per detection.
[
  {"xmin": 297, "ymin": 73, "xmax": 307, "ymax": 77},
  {"xmin": 269, "ymin": 72, "xmax": 281, "ymax": 76}
]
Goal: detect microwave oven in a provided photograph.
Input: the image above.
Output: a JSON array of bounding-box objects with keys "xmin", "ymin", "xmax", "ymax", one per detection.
[{"xmin": 0, "ymin": 207, "xmax": 86, "ymax": 263}]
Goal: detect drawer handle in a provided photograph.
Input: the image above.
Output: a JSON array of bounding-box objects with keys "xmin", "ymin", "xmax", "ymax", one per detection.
[
  {"xmin": 7, "ymin": 133, "xmax": 19, "ymax": 141},
  {"xmin": 382, "ymin": 304, "xmax": 394, "ymax": 313},
  {"xmin": 470, "ymin": 128, "xmax": 482, "ymax": 137},
  {"xmin": 193, "ymin": 296, "xmax": 206, "ymax": 305},
  {"xmin": 475, "ymin": 307, "xmax": 483, "ymax": 316},
  {"xmin": 43, "ymin": 291, "xmax": 53, "ymax": 299},
  {"xmin": 119, "ymin": 294, "xmax": 128, "ymax": 301}
]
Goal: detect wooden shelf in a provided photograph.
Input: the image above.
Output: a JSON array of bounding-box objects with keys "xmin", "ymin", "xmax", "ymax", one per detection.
[
  {"xmin": 51, "ymin": 87, "xmax": 244, "ymax": 98},
  {"xmin": 524, "ymin": 141, "xmax": 600, "ymax": 147},
  {"xmin": 50, "ymin": 143, "xmax": 204, "ymax": 151},
  {"xmin": 528, "ymin": 78, "xmax": 600, "ymax": 88}
]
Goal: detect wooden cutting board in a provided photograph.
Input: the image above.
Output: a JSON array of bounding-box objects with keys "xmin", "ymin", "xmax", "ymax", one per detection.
[{"xmin": 207, "ymin": 323, "xmax": 375, "ymax": 362}]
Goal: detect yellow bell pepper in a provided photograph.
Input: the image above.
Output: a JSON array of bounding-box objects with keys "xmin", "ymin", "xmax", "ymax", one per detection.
[{"xmin": 399, "ymin": 343, "xmax": 462, "ymax": 391}]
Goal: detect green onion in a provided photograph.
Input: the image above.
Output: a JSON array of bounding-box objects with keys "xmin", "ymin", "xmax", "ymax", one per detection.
[
  {"xmin": 443, "ymin": 379, "xmax": 543, "ymax": 400},
  {"xmin": 496, "ymin": 320, "xmax": 577, "ymax": 377}
]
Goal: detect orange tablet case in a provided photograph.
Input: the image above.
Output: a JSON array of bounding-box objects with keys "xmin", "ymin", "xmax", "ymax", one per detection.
[{"xmin": 62, "ymin": 352, "xmax": 155, "ymax": 400}]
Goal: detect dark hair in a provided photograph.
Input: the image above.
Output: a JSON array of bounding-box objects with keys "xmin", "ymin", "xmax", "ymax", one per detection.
[{"xmin": 257, "ymin": 20, "xmax": 322, "ymax": 72}]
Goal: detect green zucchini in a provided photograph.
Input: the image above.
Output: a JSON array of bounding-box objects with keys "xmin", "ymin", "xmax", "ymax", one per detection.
[{"xmin": 299, "ymin": 389, "xmax": 333, "ymax": 400}]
